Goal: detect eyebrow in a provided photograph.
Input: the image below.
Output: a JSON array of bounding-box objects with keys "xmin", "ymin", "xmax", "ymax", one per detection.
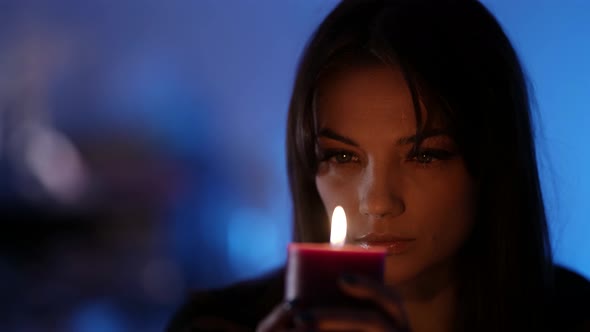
[{"xmin": 317, "ymin": 128, "xmax": 450, "ymax": 147}]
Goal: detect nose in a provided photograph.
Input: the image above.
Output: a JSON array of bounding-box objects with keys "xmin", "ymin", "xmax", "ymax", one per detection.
[{"xmin": 358, "ymin": 162, "xmax": 405, "ymax": 219}]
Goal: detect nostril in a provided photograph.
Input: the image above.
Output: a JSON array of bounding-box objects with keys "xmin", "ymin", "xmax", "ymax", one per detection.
[
  {"xmin": 361, "ymin": 210, "xmax": 389, "ymax": 219},
  {"xmin": 359, "ymin": 199, "xmax": 405, "ymax": 219}
]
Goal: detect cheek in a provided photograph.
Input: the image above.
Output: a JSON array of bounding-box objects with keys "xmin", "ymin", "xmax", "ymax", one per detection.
[
  {"xmin": 315, "ymin": 175, "xmax": 360, "ymax": 220},
  {"xmin": 414, "ymin": 176, "xmax": 477, "ymax": 254}
]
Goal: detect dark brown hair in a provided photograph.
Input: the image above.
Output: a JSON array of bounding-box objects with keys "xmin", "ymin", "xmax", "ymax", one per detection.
[{"xmin": 286, "ymin": 0, "xmax": 553, "ymax": 330}]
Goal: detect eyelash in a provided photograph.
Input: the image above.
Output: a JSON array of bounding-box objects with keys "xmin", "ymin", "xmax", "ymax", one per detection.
[
  {"xmin": 407, "ymin": 149, "xmax": 455, "ymax": 164},
  {"xmin": 318, "ymin": 150, "xmax": 360, "ymax": 164},
  {"xmin": 318, "ymin": 148, "xmax": 454, "ymax": 165}
]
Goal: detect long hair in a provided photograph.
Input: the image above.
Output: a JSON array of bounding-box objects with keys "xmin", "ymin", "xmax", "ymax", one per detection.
[{"xmin": 285, "ymin": 0, "xmax": 553, "ymax": 330}]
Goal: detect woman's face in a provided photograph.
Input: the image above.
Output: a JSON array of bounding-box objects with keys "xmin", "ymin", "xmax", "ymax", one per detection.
[{"xmin": 314, "ymin": 65, "xmax": 477, "ymax": 288}]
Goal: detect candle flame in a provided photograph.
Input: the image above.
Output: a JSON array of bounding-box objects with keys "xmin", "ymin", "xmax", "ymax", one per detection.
[{"xmin": 330, "ymin": 206, "xmax": 347, "ymax": 247}]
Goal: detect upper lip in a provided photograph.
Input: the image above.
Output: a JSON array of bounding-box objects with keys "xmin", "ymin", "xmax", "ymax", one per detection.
[{"xmin": 354, "ymin": 232, "xmax": 415, "ymax": 243}]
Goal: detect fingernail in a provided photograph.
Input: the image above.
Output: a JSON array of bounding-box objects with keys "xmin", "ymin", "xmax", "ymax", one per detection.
[
  {"xmin": 341, "ymin": 273, "xmax": 359, "ymax": 284},
  {"xmin": 283, "ymin": 298, "xmax": 300, "ymax": 311}
]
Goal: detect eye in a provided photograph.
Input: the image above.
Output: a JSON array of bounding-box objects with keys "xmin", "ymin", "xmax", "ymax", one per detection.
[
  {"xmin": 320, "ymin": 150, "xmax": 360, "ymax": 164},
  {"xmin": 415, "ymin": 152, "xmax": 434, "ymax": 164},
  {"xmin": 409, "ymin": 149, "xmax": 454, "ymax": 164}
]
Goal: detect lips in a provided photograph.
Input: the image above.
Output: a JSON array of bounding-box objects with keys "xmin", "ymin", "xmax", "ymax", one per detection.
[{"xmin": 354, "ymin": 233, "xmax": 415, "ymax": 255}]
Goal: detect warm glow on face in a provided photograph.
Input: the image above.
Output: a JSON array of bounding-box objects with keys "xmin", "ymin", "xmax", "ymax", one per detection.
[{"xmin": 330, "ymin": 206, "xmax": 347, "ymax": 247}]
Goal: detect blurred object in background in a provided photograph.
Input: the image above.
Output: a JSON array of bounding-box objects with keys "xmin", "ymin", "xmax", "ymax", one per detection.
[
  {"xmin": 0, "ymin": 0, "xmax": 589, "ymax": 331},
  {"xmin": 0, "ymin": 1, "xmax": 336, "ymax": 331}
]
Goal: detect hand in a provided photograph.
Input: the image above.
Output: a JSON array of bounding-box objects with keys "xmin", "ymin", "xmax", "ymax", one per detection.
[{"xmin": 256, "ymin": 274, "xmax": 409, "ymax": 331}]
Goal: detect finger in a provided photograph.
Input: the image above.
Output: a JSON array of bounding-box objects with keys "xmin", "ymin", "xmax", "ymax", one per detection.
[
  {"xmin": 256, "ymin": 300, "xmax": 298, "ymax": 332},
  {"xmin": 300, "ymin": 308, "xmax": 399, "ymax": 332},
  {"xmin": 338, "ymin": 275, "xmax": 409, "ymax": 329}
]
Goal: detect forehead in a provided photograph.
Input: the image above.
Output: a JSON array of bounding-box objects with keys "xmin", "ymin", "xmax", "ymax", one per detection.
[{"xmin": 315, "ymin": 65, "xmax": 421, "ymax": 131}]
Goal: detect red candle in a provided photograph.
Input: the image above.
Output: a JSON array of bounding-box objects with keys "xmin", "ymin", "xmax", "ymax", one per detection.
[{"xmin": 285, "ymin": 206, "xmax": 386, "ymax": 306}]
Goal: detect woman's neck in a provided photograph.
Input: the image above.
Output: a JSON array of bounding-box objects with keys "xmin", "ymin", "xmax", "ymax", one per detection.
[{"xmin": 386, "ymin": 262, "xmax": 457, "ymax": 332}]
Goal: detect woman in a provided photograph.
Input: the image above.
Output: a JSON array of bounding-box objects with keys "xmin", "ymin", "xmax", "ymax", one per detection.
[{"xmin": 167, "ymin": 0, "xmax": 590, "ymax": 331}]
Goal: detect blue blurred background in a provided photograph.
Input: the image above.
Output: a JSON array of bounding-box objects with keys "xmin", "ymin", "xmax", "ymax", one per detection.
[{"xmin": 0, "ymin": 0, "xmax": 588, "ymax": 331}]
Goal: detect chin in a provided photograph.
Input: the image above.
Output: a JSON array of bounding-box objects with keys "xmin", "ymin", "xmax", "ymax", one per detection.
[
  {"xmin": 383, "ymin": 256, "xmax": 422, "ymax": 286},
  {"xmin": 383, "ymin": 254, "xmax": 457, "ymax": 299}
]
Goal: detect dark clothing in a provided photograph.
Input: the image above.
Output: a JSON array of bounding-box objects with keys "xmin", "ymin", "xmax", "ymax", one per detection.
[
  {"xmin": 167, "ymin": 268, "xmax": 284, "ymax": 332},
  {"xmin": 552, "ymin": 266, "xmax": 590, "ymax": 331},
  {"xmin": 166, "ymin": 266, "xmax": 590, "ymax": 332}
]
